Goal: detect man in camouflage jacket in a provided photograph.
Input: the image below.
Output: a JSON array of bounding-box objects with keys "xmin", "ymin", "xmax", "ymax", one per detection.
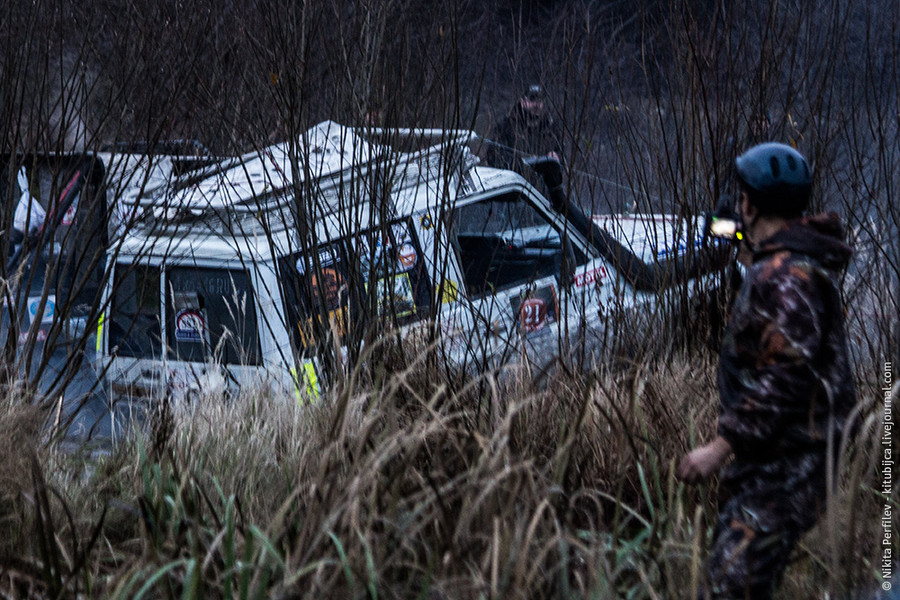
[{"xmin": 678, "ymin": 143, "xmax": 857, "ymax": 599}]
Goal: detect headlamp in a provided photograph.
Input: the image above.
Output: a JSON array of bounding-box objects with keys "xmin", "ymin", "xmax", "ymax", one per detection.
[
  {"xmin": 703, "ymin": 195, "xmax": 744, "ymax": 244},
  {"xmin": 709, "ymin": 215, "xmax": 740, "ymax": 240}
]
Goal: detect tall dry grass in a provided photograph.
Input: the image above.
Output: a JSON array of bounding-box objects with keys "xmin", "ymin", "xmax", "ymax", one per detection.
[{"xmin": 0, "ymin": 344, "xmax": 885, "ymax": 598}]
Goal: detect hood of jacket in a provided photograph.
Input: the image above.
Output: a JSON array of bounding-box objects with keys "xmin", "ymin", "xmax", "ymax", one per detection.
[{"xmin": 753, "ymin": 212, "xmax": 852, "ymax": 272}]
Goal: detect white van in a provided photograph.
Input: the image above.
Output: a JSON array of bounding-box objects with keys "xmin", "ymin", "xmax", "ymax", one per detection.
[{"xmin": 89, "ymin": 121, "xmax": 721, "ymax": 405}]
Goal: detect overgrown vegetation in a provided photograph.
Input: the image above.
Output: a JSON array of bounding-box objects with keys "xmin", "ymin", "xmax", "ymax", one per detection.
[
  {"xmin": 1, "ymin": 0, "xmax": 897, "ymax": 597},
  {"xmin": 0, "ymin": 352, "xmax": 890, "ymax": 597}
]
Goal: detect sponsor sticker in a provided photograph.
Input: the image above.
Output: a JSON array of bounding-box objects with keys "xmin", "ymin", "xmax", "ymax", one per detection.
[
  {"xmin": 368, "ymin": 272, "xmax": 416, "ymax": 317},
  {"xmin": 439, "ymin": 280, "xmax": 459, "ymax": 304},
  {"xmin": 27, "ymin": 295, "xmax": 55, "ymax": 326},
  {"xmin": 174, "ymin": 308, "xmax": 205, "ymax": 342},
  {"xmin": 574, "ymin": 266, "xmax": 608, "ymax": 288},
  {"xmin": 296, "ymin": 247, "xmax": 338, "ymax": 275},
  {"xmin": 397, "ymin": 242, "xmax": 417, "ymax": 270},
  {"xmin": 520, "ymin": 298, "xmax": 548, "ymax": 333},
  {"xmin": 311, "ymin": 267, "xmax": 346, "ymax": 310},
  {"xmin": 510, "ymin": 285, "xmax": 558, "ymax": 335}
]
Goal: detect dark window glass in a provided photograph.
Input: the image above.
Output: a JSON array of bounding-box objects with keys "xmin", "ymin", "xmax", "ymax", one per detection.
[
  {"xmin": 165, "ymin": 267, "xmax": 261, "ymax": 366},
  {"xmin": 452, "ymin": 192, "xmax": 577, "ymax": 296},
  {"xmin": 353, "ymin": 219, "xmax": 432, "ymax": 323},
  {"xmin": 279, "ymin": 219, "xmax": 431, "ymax": 354},
  {"xmin": 108, "ymin": 264, "xmax": 162, "ymax": 359},
  {"xmin": 279, "ymin": 242, "xmax": 351, "ymax": 353}
]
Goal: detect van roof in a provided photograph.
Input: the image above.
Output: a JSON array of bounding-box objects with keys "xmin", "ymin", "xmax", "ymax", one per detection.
[{"xmin": 112, "ymin": 122, "xmax": 529, "ymax": 262}]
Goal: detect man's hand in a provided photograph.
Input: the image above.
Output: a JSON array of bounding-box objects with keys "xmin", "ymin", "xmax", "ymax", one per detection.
[{"xmin": 676, "ymin": 436, "xmax": 733, "ymax": 484}]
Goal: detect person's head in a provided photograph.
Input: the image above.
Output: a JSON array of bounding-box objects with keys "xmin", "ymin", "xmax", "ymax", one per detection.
[
  {"xmin": 734, "ymin": 142, "xmax": 812, "ymax": 255},
  {"xmin": 525, "ymin": 84, "xmax": 544, "ymax": 102},
  {"xmin": 519, "ymin": 84, "xmax": 546, "ymax": 116}
]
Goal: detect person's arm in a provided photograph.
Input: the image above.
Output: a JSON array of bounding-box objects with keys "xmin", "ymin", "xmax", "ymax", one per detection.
[{"xmin": 677, "ymin": 262, "xmax": 826, "ymax": 483}]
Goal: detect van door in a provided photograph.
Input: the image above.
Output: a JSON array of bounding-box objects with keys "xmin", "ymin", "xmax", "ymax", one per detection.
[
  {"xmin": 163, "ymin": 264, "xmax": 263, "ymax": 398},
  {"xmin": 397, "ymin": 209, "xmax": 480, "ymax": 371},
  {"xmin": 106, "ymin": 261, "xmax": 166, "ymax": 403},
  {"xmin": 448, "ymin": 189, "xmax": 590, "ymax": 376},
  {"xmin": 277, "ymin": 217, "xmax": 434, "ymax": 393},
  {"xmin": 106, "ymin": 261, "xmax": 263, "ymax": 403}
]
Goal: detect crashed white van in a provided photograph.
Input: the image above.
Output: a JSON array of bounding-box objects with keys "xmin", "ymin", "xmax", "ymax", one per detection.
[{"xmin": 94, "ymin": 121, "xmax": 720, "ymax": 403}]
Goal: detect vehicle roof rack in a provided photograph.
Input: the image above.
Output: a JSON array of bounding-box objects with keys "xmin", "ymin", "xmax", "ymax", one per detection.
[{"xmin": 118, "ymin": 121, "xmax": 476, "ymax": 238}]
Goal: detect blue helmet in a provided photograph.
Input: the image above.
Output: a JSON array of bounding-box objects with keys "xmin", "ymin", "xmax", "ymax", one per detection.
[{"xmin": 735, "ymin": 142, "xmax": 812, "ymax": 215}]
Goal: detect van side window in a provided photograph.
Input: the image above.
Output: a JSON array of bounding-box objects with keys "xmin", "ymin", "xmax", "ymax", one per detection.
[
  {"xmin": 452, "ymin": 192, "xmax": 578, "ymax": 296},
  {"xmin": 109, "ymin": 264, "xmax": 162, "ymax": 359},
  {"xmin": 279, "ymin": 243, "xmax": 351, "ymax": 353},
  {"xmin": 165, "ymin": 267, "xmax": 261, "ymax": 366},
  {"xmin": 353, "ymin": 219, "xmax": 432, "ymax": 323},
  {"xmin": 279, "ymin": 219, "xmax": 432, "ymax": 354}
]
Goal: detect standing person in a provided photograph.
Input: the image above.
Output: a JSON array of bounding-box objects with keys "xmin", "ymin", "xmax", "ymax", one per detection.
[
  {"xmin": 677, "ymin": 142, "xmax": 857, "ymax": 599},
  {"xmin": 487, "ymin": 84, "xmax": 556, "ymax": 169}
]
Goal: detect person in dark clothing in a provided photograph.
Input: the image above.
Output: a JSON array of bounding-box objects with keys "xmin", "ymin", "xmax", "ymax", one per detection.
[
  {"xmin": 677, "ymin": 143, "xmax": 857, "ymax": 599},
  {"xmin": 487, "ymin": 84, "xmax": 557, "ymax": 169}
]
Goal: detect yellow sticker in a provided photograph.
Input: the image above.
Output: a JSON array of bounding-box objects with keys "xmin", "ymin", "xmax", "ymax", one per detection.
[
  {"xmin": 290, "ymin": 362, "xmax": 320, "ymax": 404},
  {"xmin": 95, "ymin": 312, "xmax": 104, "ymax": 353},
  {"xmin": 440, "ymin": 280, "xmax": 459, "ymax": 304},
  {"xmin": 303, "ymin": 361, "xmax": 319, "ymax": 401},
  {"xmin": 366, "ymin": 272, "xmax": 416, "ymax": 317}
]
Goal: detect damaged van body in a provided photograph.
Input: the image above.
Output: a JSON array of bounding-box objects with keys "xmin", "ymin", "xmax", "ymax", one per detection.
[
  {"xmin": 3, "ymin": 121, "xmax": 723, "ymax": 419},
  {"xmin": 96, "ymin": 121, "xmax": 722, "ymax": 404},
  {"xmin": 1, "ymin": 154, "xmax": 111, "ymax": 444}
]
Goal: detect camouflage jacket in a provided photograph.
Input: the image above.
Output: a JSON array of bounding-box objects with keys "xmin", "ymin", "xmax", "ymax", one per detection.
[{"xmin": 717, "ymin": 213, "xmax": 857, "ymax": 492}]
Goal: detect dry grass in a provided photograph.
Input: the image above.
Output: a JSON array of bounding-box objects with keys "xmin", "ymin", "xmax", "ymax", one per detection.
[
  {"xmin": 0, "ymin": 345, "xmax": 885, "ymax": 599},
  {"xmin": 0, "ymin": 393, "xmax": 43, "ymax": 558}
]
